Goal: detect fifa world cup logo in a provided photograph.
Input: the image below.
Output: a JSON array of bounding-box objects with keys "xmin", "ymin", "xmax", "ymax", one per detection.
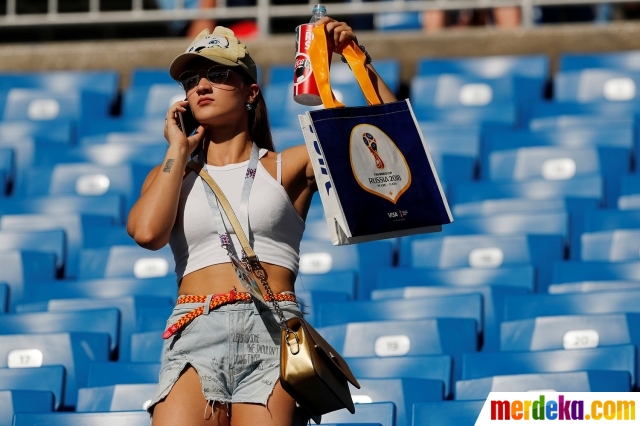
[{"xmin": 362, "ymin": 133, "xmax": 385, "ymax": 169}]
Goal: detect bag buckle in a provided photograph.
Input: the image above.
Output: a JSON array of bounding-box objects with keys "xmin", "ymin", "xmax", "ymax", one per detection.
[{"xmin": 285, "ymin": 330, "xmax": 300, "ymax": 355}]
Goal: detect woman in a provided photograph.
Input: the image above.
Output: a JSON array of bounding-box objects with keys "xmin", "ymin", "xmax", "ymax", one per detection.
[{"xmin": 127, "ymin": 18, "xmax": 396, "ymax": 426}]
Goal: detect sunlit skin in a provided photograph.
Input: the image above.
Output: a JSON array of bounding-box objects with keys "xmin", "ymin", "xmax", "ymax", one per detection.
[{"xmin": 126, "ymin": 17, "xmax": 396, "ymax": 426}]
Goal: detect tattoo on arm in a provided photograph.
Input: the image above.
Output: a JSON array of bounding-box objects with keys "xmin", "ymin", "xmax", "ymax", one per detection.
[{"xmin": 163, "ymin": 159, "xmax": 175, "ymax": 173}]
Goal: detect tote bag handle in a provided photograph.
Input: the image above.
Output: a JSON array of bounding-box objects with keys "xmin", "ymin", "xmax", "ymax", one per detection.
[{"xmin": 309, "ymin": 24, "xmax": 382, "ymax": 108}]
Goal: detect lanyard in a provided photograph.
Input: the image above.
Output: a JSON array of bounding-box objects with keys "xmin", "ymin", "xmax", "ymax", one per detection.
[{"xmin": 200, "ymin": 143, "xmax": 260, "ymax": 258}]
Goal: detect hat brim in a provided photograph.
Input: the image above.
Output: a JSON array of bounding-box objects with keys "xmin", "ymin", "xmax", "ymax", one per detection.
[{"xmin": 169, "ymin": 53, "xmax": 241, "ymax": 81}]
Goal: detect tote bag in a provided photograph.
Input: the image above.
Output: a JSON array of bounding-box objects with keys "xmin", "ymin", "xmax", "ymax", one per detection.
[{"xmin": 300, "ymin": 25, "xmax": 453, "ymax": 245}]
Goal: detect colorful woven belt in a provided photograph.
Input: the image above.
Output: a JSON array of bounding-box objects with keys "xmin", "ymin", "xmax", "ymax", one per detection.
[{"xmin": 162, "ymin": 290, "xmax": 297, "ymax": 339}]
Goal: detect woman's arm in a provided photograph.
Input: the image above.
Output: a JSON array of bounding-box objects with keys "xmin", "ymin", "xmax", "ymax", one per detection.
[{"xmin": 126, "ymin": 101, "xmax": 206, "ymax": 250}]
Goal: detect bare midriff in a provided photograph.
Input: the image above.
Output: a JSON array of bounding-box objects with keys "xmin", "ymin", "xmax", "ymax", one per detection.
[{"xmin": 178, "ymin": 262, "xmax": 296, "ymax": 297}]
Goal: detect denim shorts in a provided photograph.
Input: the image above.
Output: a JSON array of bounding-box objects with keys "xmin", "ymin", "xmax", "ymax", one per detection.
[{"xmin": 147, "ymin": 294, "xmax": 303, "ymax": 413}]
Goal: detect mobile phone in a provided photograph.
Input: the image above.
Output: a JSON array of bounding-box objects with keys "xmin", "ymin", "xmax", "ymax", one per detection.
[{"xmin": 177, "ymin": 102, "xmax": 199, "ymax": 136}]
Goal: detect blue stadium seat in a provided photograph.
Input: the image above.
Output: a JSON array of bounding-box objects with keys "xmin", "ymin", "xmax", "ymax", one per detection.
[
  {"xmin": 35, "ymin": 143, "xmax": 167, "ymax": 169},
  {"xmin": 375, "ymin": 266, "xmax": 535, "ymax": 291},
  {"xmin": 0, "ymin": 170, "xmax": 6, "ymax": 196},
  {"xmin": 0, "ymin": 195, "xmax": 124, "ymax": 225},
  {"xmin": 294, "ymin": 290, "xmax": 349, "ymax": 326},
  {"xmin": 77, "ymin": 384, "xmax": 157, "ymax": 412},
  {"xmin": 405, "ymin": 235, "xmax": 563, "ymax": 292},
  {"xmin": 295, "ymin": 271, "xmax": 357, "ymax": 299},
  {"xmin": 430, "ymin": 154, "xmax": 476, "ymax": 187},
  {"xmin": 0, "ymin": 332, "xmax": 110, "ymax": 408},
  {"xmin": 0, "ymin": 366, "xmax": 65, "ymax": 410},
  {"xmin": 130, "ymin": 68, "xmax": 176, "ymax": 87},
  {"xmin": 412, "ymin": 400, "xmax": 484, "ymax": 426},
  {"xmin": 581, "ymin": 230, "xmax": 640, "ymax": 261},
  {"xmin": 321, "ymin": 402, "xmax": 395, "ymax": 426},
  {"xmin": 23, "ymin": 277, "xmax": 177, "ymax": 306},
  {"xmin": 0, "ymin": 213, "xmax": 113, "ymax": 278},
  {"xmin": 412, "ymin": 103, "xmax": 518, "ymax": 126},
  {"xmin": 0, "ymin": 147, "xmax": 12, "ymax": 192},
  {"xmin": 87, "ymin": 362, "xmax": 160, "ymax": 387},
  {"xmin": 552, "ymin": 261, "xmax": 640, "ymax": 287},
  {"xmin": 0, "ymin": 390, "xmax": 53, "ymax": 426},
  {"xmin": 122, "ymin": 84, "xmax": 185, "ymax": 118},
  {"xmin": 417, "ymin": 55, "xmax": 550, "ymax": 80},
  {"xmin": 560, "ymin": 50, "xmax": 640, "ymax": 71},
  {"xmin": 410, "ymin": 75, "xmax": 520, "ymax": 108},
  {"xmin": 618, "ymin": 174, "xmax": 640, "ymax": 210},
  {"xmin": 13, "ymin": 411, "xmax": 151, "ymax": 426},
  {"xmin": 78, "ymin": 245, "xmax": 174, "ymax": 280},
  {"xmin": 548, "ymin": 280, "xmax": 640, "ymax": 294},
  {"xmin": 0, "ymin": 251, "xmax": 56, "ymax": 311},
  {"xmin": 461, "ymin": 345, "xmax": 637, "ymax": 387},
  {"xmin": 83, "ymin": 225, "xmax": 138, "ymax": 248},
  {"xmin": 130, "ymin": 330, "xmax": 163, "ymax": 363},
  {"xmin": 351, "ymin": 379, "xmax": 443, "ymax": 426},
  {"xmin": 455, "ymin": 371, "xmax": 631, "ymax": 400},
  {"xmin": 136, "ymin": 305, "xmax": 174, "ymax": 332},
  {"xmin": 501, "ymin": 313, "xmax": 640, "ymax": 353},
  {"xmin": 555, "ymin": 69, "xmax": 640, "ymax": 103},
  {"xmin": 315, "ymin": 294, "xmax": 483, "ymax": 333},
  {"xmin": 528, "ymin": 114, "xmax": 632, "ymax": 132},
  {"xmin": 317, "ymin": 318, "xmax": 478, "ymax": 357},
  {"xmin": 76, "ymin": 118, "xmax": 165, "ymax": 145},
  {"xmin": 0, "ymin": 120, "xmax": 73, "ymax": 144},
  {"xmin": 0, "ymin": 139, "xmax": 54, "ymax": 194},
  {"xmin": 20, "ymin": 163, "xmax": 151, "ymax": 215},
  {"xmin": 0, "ymin": 283, "xmax": 7, "ymax": 313},
  {"xmin": 371, "ymin": 285, "xmax": 529, "ymax": 352},
  {"xmin": 298, "ymin": 240, "xmax": 394, "ymax": 299},
  {"xmin": 584, "ymin": 209, "xmax": 640, "ymax": 235},
  {"xmin": 271, "ymin": 127, "xmax": 304, "ymax": 151},
  {"xmin": 346, "ymin": 356, "xmax": 453, "ymax": 398},
  {"xmin": 2, "ymin": 89, "xmax": 110, "ymax": 121},
  {"xmin": 0, "ymin": 229, "xmax": 66, "ymax": 273},
  {"xmin": 420, "ymin": 126, "xmax": 480, "ymax": 158},
  {"xmin": 0, "ymin": 309, "xmax": 120, "ymax": 356},
  {"xmin": 504, "ymin": 288, "xmax": 640, "ymax": 322}
]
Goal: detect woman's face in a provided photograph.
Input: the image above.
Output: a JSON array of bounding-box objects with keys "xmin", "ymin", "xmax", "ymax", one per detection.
[{"xmin": 178, "ymin": 59, "xmax": 257, "ymax": 128}]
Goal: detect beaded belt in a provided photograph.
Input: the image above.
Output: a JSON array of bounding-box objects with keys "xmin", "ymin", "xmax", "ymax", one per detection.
[{"xmin": 162, "ymin": 290, "xmax": 297, "ymax": 339}]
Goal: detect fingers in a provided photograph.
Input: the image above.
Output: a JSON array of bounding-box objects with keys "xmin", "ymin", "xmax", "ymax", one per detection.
[{"xmin": 317, "ymin": 18, "xmax": 356, "ymax": 52}]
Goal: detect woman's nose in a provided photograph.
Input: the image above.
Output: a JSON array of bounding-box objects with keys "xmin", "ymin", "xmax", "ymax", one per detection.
[{"xmin": 195, "ymin": 76, "xmax": 212, "ymax": 93}]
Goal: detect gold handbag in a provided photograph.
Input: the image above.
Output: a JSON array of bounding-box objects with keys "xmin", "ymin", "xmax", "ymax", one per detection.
[
  {"xmin": 281, "ymin": 316, "xmax": 360, "ymax": 417},
  {"xmin": 187, "ymin": 161, "xmax": 361, "ymax": 417}
]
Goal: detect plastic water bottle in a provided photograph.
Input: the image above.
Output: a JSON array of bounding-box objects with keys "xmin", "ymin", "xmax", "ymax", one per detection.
[{"xmin": 293, "ymin": 4, "xmax": 328, "ymax": 106}]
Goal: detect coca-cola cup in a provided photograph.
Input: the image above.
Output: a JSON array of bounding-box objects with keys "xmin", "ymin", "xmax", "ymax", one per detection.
[{"xmin": 293, "ymin": 23, "xmax": 332, "ymax": 106}]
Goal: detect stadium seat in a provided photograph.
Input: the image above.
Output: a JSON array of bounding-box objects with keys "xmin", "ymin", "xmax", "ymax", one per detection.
[
  {"xmin": 130, "ymin": 330, "xmax": 164, "ymax": 363},
  {"xmin": 130, "ymin": 68, "xmax": 176, "ymax": 86},
  {"xmin": 554, "ymin": 69, "xmax": 640, "ymax": 103},
  {"xmin": 0, "ymin": 147, "xmax": 12, "ymax": 192},
  {"xmin": 35, "ymin": 143, "xmax": 167, "ymax": 169},
  {"xmin": 0, "ymin": 366, "xmax": 65, "ymax": 410},
  {"xmin": 315, "ymin": 294, "xmax": 483, "ymax": 333},
  {"xmin": 404, "ymin": 234, "xmax": 563, "ymax": 292},
  {"xmin": 461, "ymin": 345, "xmax": 637, "ymax": 387},
  {"xmin": 13, "ymin": 411, "xmax": 151, "ymax": 426},
  {"xmin": 0, "ymin": 390, "xmax": 53, "ymax": 426},
  {"xmin": 136, "ymin": 305, "xmax": 174, "ymax": 332},
  {"xmin": 410, "ymin": 103, "xmax": 518, "ymax": 126},
  {"xmin": 83, "ymin": 225, "xmax": 138, "ymax": 248},
  {"xmin": 410, "ymin": 75, "xmax": 518, "ymax": 108},
  {"xmin": 21, "ymin": 277, "xmax": 177, "ymax": 309},
  {"xmin": 504, "ymin": 288, "xmax": 640, "ymax": 322},
  {"xmin": 581, "ymin": 229, "xmax": 640, "ymax": 261},
  {"xmin": 0, "ymin": 70, "xmax": 119, "ymax": 107},
  {"xmin": 0, "ymin": 213, "xmax": 113, "ymax": 278},
  {"xmin": 375, "ymin": 266, "xmax": 535, "ymax": 291},
  {"xmin": 0, "ymin": 332, "xmax": 110, "ymax": 407},
  {"xmin": 0, "ymin": 283, "xmax": 7, "ymax": 313},
  {"xmin": 417, "ymin": 55, "xmax": 550, "ymax": 80},
  {"xmin": 20, "ymin": 163, "xmax": 152, "ymax": 215},
  {"xmin": 76, "ymin": 117, "xmax": 165, "ymax": 145},
  {"xmin": 420, "ymin": 126, "xmax": 480, "ymax": 158},
  {"xmin": 122, "ymin": 84, "xmax": 185, "ymax": 118},
  {"xmin": 560, "ymin": 50, "xmax": 640, "ymax": 72},
  {"xmin": 87, "ymin": 362, "xmax": 160, "ymax": 387},
  {"xmin": 2, "ymin": 89, "xmax": 110, "ymax": 122},
  {"xmin": 528, "ymin": 114, "xmax": 633, "ymax": 132},
  {"xmin": 320, "ymin": 402, "xmax": 395, "ymax": 426},
  {"xmin": 371, "ymin": 285, "xmax": 529, "ymax": 352},
  {"xmin": 0, "ymin": 195, "xmax": 124, "ymax": 225},
  {"xmin": 412, "ymin": 400, "xmax": 484, "ymax": 426},
  {"xmin": 584, "ymin": 209, "xmax": 640, "ymax": 235},
  {"xmin": 294, "ymin": 290, "xmax": 349, "ymax": 326},
  {"xmin": 551, "ymin": 261, "xmax": 640, "ymax": 288},
  {"xmin": 271, "ymin": 127, "xmax": 305, "ymax": 151},
  {"xmin": 430, "ymin": 153, "xmax": 476, "ymax": 187},
  {"xmin": 618, "ymin": 177, "xmax": 640, "ymax": 210},
  {"xmin": 317, "ymin": 318, "xmax": 478, "ymax": 357},
  {"xmin": 77, "ymin": 384, "xmax": 157, "ymax": 412},
  {"xmin": 18, "ymin": 295, "xmax": 174, "ymax": 363},
  {"xmin": 0, "ymin": 309, "xmax": 120, "ymax": 355},
  {"xmin": 295, "ymin": 271, "xmax": 357, "ymax": 299},
  {"xmin": 455, "ymin": 371, "xmax": 631, "ymax": 400},
  {"xmin": 501, "ymin": 313, "xmax": 640, "ymax": 353},
  {"xmin": 78, "ymin": 245, "xmax": 175, "ymax": 280},
  {"xmin": 548, "ymin": 280, "xmax": 640, "ymax": 294},
  {"xmin": 0, "ymin": 229, "xmax": 66, "ymax": 273},
  {"xmin": 350, "ymin": 379, "xmax": 443, "ymax": 426},
  {"xmin": 0, "ymin": 251, "xmax": 56, "ymax": 311},
  {"xmin": 298, "ymin": 240, "xmax": 394, "ymax": 299},
  {"xmin": 346, "ymin": 356, "xmax": 453, "ymax": 398},
  {"xmin": 0, "ymin": 120, "xmax": 73, "ymax": 145}
]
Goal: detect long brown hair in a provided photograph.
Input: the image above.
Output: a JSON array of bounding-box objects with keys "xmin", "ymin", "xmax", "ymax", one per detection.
[{"xmin": 248, "ymin": 90, "xmax": 275, "ymax": 152}]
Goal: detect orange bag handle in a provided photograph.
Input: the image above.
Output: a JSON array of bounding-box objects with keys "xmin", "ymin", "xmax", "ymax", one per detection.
[{"xmin": 309, "ymin": 24, "xmax": 382, "ymax": 108}]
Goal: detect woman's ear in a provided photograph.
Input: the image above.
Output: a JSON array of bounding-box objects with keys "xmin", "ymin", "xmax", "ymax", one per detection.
[{"xmin": 247, "ymin": 83, "xmax": 260, "ymax": 103}]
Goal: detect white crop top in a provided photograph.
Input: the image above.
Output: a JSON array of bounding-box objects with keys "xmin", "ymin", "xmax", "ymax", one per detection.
[{"xmin": 170, "ymin": 149, "xmax": 305, "ymax": 281}]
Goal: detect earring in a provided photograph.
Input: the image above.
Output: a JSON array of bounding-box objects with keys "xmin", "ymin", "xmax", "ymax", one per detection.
[{"xmin": 245, "ymin": 102, "xmax": 253, "ymax": 110}]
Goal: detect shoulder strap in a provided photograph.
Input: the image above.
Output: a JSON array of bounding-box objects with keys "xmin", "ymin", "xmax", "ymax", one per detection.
[
  {"xmin": 185, "ymin": 161, "xmax": 257, "ymax": 261},
  {"xmin": 276, "ymin": 152, "xmax": 282, "ymax": 185}
]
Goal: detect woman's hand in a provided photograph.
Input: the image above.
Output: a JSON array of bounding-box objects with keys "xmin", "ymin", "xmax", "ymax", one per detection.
[
  {"xmin": 164, "ymin": 100, "xmax": 207, "ymax": 156},
  {"xmin": 314, "ymin": 17, "xmax": 357, "ymax": 53}
]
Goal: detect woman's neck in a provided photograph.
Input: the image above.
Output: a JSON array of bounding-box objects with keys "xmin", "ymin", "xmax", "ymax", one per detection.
[{"xmin": 203, "ymin": 133, "xmax": 253, "ymax": 166}]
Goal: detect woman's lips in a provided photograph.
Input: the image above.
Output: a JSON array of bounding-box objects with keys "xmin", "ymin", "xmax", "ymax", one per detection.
[{"xmin": 198, "ymin": 97, "xmax": 213, "ymax": 105}]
